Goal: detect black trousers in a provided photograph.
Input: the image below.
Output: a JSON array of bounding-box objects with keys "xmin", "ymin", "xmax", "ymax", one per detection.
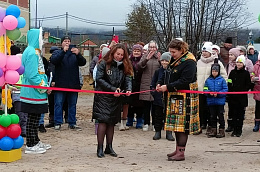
[
  {"xmin": 209, "ymin": 105, "xmax": 225, "ymax": 129},
  {"xmin": 128, "ymin": 106, "xmax": 143, "ymax": 119},
  {"xmin": 26, "ymin": 113, "xmax": 41, "ymax": 147},
  {"xmin": 48, "ymin": 94, "xmax": 54, "ymax": 123},
  {"xmin": 153, "ymin": 105, "xmax": 165, "ymax": 132},
  {"xmin": 230, "ymin": 103, "xmax": 245, "ymax": 128},
  {"xmin": 255, "ymin": 100, "xmax": 260, "ymax": 120},
  {"xmin": 142, "ymin": 101, "xmax": 155, "ymax": 125},
  {"xmin": 199, "ymin": 95, "xmax": 210, "ymax": 126}
]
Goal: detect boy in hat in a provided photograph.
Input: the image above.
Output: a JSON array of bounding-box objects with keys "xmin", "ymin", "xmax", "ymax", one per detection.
[
  {"xmin": 151, "ymin": 52, "xmax": 174, "ymax": 141},
  {"xmin": 227, "ymin": 55, "xmax": 251, "ymax": 137},
  {"xmin": 204, "ymin": 59, "xmax": 228, "ymax": 138}
]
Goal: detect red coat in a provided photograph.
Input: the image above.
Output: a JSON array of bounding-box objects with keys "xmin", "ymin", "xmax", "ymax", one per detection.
[{"xmin": 253, "ymin": 61, "xmax": 260, "ymax": 101}]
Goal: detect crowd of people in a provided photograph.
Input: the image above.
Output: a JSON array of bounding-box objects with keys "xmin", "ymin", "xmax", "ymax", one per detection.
[{"xmin": 1, "ymin": 28, "xmax": 260, "ymax": 161}]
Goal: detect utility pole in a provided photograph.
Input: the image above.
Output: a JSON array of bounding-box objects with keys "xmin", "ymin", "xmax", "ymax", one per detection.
[
  {"xmin": 56, "ymin": 26, "xmax": 59, "ymax": 38},
  {"xmin": 66, "ymin": 12, "xmax": 68, "ymax": 35},
  {"xmin": 35, "ymin": 0, "xmax": 37, "ymax": 28}
]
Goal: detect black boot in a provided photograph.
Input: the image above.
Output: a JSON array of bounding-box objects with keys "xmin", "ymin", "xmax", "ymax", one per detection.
[
  {"xmin": 225, "ymin": 119, "xmax": 233, "ymax": 132},
  {"xmin": 231, "ymin": 127, "xmax": 237, "ymax": 137},
  {"xmin": 166, "ymin": 131, "xmax": 175, "ymax": 141},
  {"xmin": 45, "ymin": 123, "xmax": 54, "ymax": 128},
  {"xmin": 97, "ymin": 145, "xmax": 104, "ymax": 158},
  {"xmin": 39, "ymin": 124, "xmax": 47, "ymax": 133},
  {"xmin": 236, "ymin": 126, "xmax": 242, "ymax": 137},
  {"xmin": 153, "ymin": 131, "xmax": 161, "ymax": 140},
  {"xmin": 104, "ymin": 144, "xmax": 117, "ymax": 157}
]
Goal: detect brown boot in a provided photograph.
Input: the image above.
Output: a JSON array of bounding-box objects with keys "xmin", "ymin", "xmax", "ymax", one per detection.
[
  {"xmin": 216, "ymin": 128, "xmax": 225, "ymax": 138},
  {"xmin": 168, "ymin": 146, "xmax": 185, "ymax": 161},
  {"xmin": 167, "ymin": 145, "xmax": 177, "ymax": 157},
  {"xmin": 207, "ymin": 128, "xmax": 217, "ymax": 138}
]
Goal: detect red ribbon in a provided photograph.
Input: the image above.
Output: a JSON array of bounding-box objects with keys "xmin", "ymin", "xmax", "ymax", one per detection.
[
  {"xmin": 14, "ymin": 84, "xmax": 154, "ymax": 95},
  {"xmin": 12, "ymin": 84, "xmax": 260, "ymax": 95}
]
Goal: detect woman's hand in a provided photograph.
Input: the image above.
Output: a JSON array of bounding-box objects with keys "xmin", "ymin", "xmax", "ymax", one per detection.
[
  {"xmin": 157, "ymin": 85, "xmax": 167, "ymax": 92},
  {"xmin": 114, "ymin": 88, "xmax": 121, "ymax": 97},
  {"xmin": 156, "ymin": 84, "xmax": 161, "ymax": 91},
  {"xmin": 126, "ymin": 91, "xmax": 131, "ymax": 96},
  {"xmin": 146, "ymin": 51, "xmax": 155, "ymax": 60}
]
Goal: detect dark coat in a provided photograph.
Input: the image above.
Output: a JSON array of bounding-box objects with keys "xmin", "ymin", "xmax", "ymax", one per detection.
[
  {"xmin": 159, "ymin": 58, "xmax": 197, "ymax": 91},
  {"xmin": 129, "ymin": 55, "xmax": 143, "ymax": 107},
  {"xmin": 50, "ymin": 48, "xmax": 86, "ymax": 89},
  {"xmin": 228, "ymin": 67, "xmax": 251, "ymax": 107},
  {"xmin": 204, "ymin": 75, "xmax": 228, "ymax": 106},
  {"xmin": 92, "ymin": 60, "xmax": 132, "ymax": 124},
  {"xmin": 151, "ymin": 67, "xmax": 165, "ymax": 107}
]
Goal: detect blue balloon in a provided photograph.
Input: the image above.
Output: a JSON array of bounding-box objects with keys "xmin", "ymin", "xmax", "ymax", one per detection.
[
  {"xmin": 6, "ymin": 5, "xmax": 20, "ymax": 18},
  {"xmin": 0, "ymin": 136, "xmax": 14, "ymax": 151},
  {"xmin": 12, "ymin": 136, "xmax": 24, "ymax": 149},
  {"xmin": 17, "ymin": 17, "xmax": 26, "ymax": 28},
  {"xmin": 0, "ymin": 68, "xmax": 3, "ymax": 77}
]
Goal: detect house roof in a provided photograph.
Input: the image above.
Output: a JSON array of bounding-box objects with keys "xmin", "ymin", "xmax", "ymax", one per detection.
[{"xmin": 78, "ymin": 39, "xmax": 98, "ymax": 47}]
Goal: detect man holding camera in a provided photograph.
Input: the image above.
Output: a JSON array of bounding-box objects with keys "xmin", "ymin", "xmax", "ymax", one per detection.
[{"xmin": 50, "ymin": 36, "xmax": 86, "ymax": 130}]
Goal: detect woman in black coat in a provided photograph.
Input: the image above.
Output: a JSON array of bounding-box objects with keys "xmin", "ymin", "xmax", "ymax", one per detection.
[{"xmin": 93, "ymin": 44, "xmax": 133, "ymax": 158}]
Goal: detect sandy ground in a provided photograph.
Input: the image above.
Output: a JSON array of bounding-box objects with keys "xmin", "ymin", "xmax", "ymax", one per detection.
[{"xmin": 1, "ymin": 93, "xmax": 260, "ymax": 172}]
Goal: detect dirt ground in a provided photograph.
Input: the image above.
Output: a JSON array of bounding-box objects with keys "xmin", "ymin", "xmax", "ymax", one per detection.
[{"xmin": 1, "ymin": 92, "xmax": 260, "ymax": 172}]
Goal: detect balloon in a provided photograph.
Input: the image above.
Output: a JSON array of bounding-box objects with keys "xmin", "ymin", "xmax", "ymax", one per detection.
[
  {"xmin": 10, "ymin": 114, "xmax": 19, "ymax": 124},
  {"xmin": 6, "ymin": 5, "xmax": 20, "ymax": 18},
  {"xmin": 7, "ymin": 124, "xmax": 21, "ymax": 138},
  {"xmin": 5, "ymin": 70, "xmax": 20, "ymax": 84},
  {"xmin": 12, "ymin": 136, "xmax": 24, "ymax": 149},
  {"xmin": 6, "ymin": 55, "xmax": 21, "ymax": 70},
  {"xmin": 0, "ymin": 68, "xmax": 3, "ymax": 77},
  {"xmin": 0, "ymin": 53, "xmax": 7, "ymax": 68},
  {"xmin": 0, "ymin": 7, "xmax": 5, "ymax": 22},
  {"xmin": 0, "ymin": 136, "xmax": 14, "ymax": 151},
  {"xmin": 6, "ymin": 28, "xmax": 21, "ymax": 40},
  {"xmin": 16, "ymin": 65, "xmax": 25, "ymax": 75},
  {"xmin": 0, "ymin": 125, "xmax": 7, "ymax": 139},
  {"xmin": 0, "ymin": 115, "xmax": 11, "ymax": 127},
  {"xmin": 0, "ymin": 22, "xmax": 6, "ymax": 37},
  {"xmin": 0, "ymin": 76, "xmax": 4, "ymax": 86},
  {"xmin": 17, "ymin": 17, "xmax": 26, "ymax": 28},
  {"xmin": 3, "ymin": 15, "xmax": 18, "ymax": 30}
]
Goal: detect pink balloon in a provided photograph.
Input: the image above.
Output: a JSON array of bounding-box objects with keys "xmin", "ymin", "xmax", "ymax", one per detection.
[
  {"xmin": 5, "ymin": 70, "xmax": 19, "ymax": 84},
  {"xmin": 0, "ymin": 22, "xmax": 6, "ymax": 37},
  {"xmin": 0, "ymin": 53, "xmax": 7, "ymax": 68},
  {"xmin": 3, "ymin": 15, "xmax": 18, "ymax": 30},
  {"xmin": 6, "ymin": 55, "xmax": 21, "ymax": 70},
  {"xmin": 0, "ymin": 76, "xmax": 5, "ymax": 86}
]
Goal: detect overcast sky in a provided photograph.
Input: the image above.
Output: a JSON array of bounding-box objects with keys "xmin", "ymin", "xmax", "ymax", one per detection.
[{"xmin": 30, "ymin": 0, "xmax": 260, "ymax": 31}]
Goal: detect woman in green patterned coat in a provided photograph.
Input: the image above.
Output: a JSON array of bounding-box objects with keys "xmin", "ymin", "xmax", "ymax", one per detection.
[{"xmin": 156, "ymin": 39, "xmax": 200, "ymax": 161}]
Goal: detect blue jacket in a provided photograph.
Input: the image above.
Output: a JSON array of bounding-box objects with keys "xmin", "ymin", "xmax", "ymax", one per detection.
[
  {"xmin": 20, "ymin": 29, "xmax": 48, "ymax": 104},
  {"xmin": 50, "ymin": 47, "xmax": 86, "ymax": 89},
  {"xmin": 204, "ymin": 75, "xmax": 228, "ymax": 106}
]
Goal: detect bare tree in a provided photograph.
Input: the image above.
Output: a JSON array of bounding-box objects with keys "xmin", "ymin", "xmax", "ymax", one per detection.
[{"xmin": 139, "ymin": 0, "xmax": 251, "ymax": 55}]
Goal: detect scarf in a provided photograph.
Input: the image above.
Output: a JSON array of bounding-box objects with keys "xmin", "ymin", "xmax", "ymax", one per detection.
[{"xmin": 170, "ymin": 52, "xmax": 196, "ymax": 67}]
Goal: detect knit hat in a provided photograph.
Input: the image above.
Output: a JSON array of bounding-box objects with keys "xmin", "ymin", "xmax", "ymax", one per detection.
[
  {"xmin": 247, "ymin": 45, "xmax": 255, "ymax": 52},
  {"xmin": 100, "ymin": 44, "xmax": 108, "ymax": 50},
  {"xmin": 225, "ymin": 37, "xmax": 232, "ymax": 44},
  {"xmin": 236, "ymin": 46, "xmax": 246, "ymax": 55},
  {"xmin": 211, "ymin": 58, "xmax": 220, "ymax": 75},
  {"xmin": 202, "ymin": 45, "xmax": 212, "ymax": 54},
  {"xmin": 229, "ymin": 48, "xmax": 240, "ymax": 58},
  {"xmin": 143, "ymin": 44, "xmax": 148, "ymax": 51},
  {"xmin": 175, "ymin": 38, "xmax": 183, "ymax": 41},
  {"xmin": 160, "ymin": 52, "xmax": 171, "ymax": 62},
  {"xmin": 236, "ymin": 55, "xmax": 246, "ymax": 66},
  {"xmin": 61, "ymin": 35, "xmax": 71, "ymax": 43},
  {"xmin": 212, "ymin": 45, "xmax": 220, "ymax": 53},
  {"xmin": 132, "ymin": 44, "xmax": 143, "ymax": 52},
  {"xmin": 101, "ymin": 47, "xmax": 110, "ymax": 58}
]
